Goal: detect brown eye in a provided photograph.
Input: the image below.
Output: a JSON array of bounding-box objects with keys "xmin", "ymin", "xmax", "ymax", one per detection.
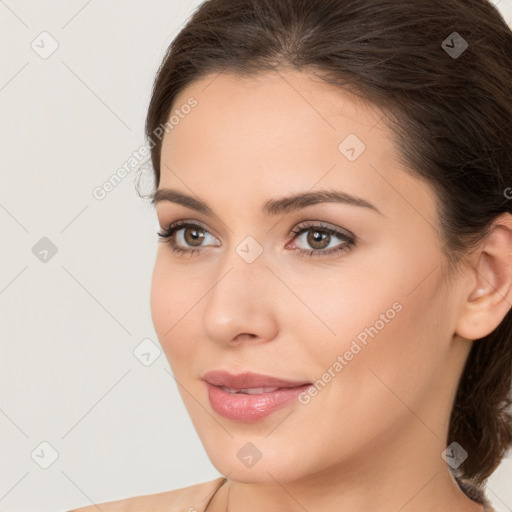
[
  {"xmin": 288, "ymin": 222, "xmax": 356, "ymax": 257},
  {"xmin": 306, "ymin": 229, "xmax": 331, "ymax": 250},
  {"xmin": 183, "ymin": 226, "xmax": 206, "ymax": 247},
  {"xmin": 157, "ymin": 220, "xmax": 220, "ymax": 256}
]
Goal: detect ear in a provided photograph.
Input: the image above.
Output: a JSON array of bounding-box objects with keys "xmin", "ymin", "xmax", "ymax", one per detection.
[{"xmin": 455, "ymin": 213, "xmax": 512, "ymax": 341}]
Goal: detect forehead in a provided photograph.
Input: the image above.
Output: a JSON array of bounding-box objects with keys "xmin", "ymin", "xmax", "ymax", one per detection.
[
  {"xmin": 167, "ymin": 69, "xmax": 383, "ymax": 148},
  {"xmin": 158, "ymin": 69, "xmax": 437, "ymax": 225},
  {"xmin": 161, "ymin": 69, "xmax": 387, "ymax": 176}
]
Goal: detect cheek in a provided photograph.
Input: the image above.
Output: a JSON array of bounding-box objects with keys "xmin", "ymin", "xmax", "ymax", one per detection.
[
  {"xmin": 289, "ymin": 276, "xmax": 448, "ymax": 464},
  {"xmin": 150, "ymin": 254, "xmax": 207, "ymax": 372},
  {"xmin": 296, "ymin": 245, "xmax": 449, "ymax": 400},
  {"xmin": 149, "ymin": 257, "xmax": 171, "ymax": 339},
  {"xmin": 150, "ymin": 255, "xmax": 190, "ymax": 351}
]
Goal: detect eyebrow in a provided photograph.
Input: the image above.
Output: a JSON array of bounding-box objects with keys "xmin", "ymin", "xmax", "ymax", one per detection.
[{"xmin": 151, "ymin": 188, "xmax": 383, "ymax": 216}]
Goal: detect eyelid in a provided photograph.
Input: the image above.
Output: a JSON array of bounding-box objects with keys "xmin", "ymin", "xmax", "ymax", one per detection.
[
  {"xmin": 290, "ymin": 220, "xmax": 355, "ymax": 239},
  {"xmin": 158, "ymin": 218, "xmax": 221, "ymax": 241},
  {"xmin": 158, "ymin": 219, "xmax": 354, "ymax": 244}
]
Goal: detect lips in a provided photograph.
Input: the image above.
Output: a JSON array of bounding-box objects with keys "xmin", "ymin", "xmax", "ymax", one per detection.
[
  {"xmin": 202, "ymin": 370, "xmax": 313, "ymax": 422},
  {"xmin": 202, "ymin": 370, "xmax": 311, "ymax": 390}
]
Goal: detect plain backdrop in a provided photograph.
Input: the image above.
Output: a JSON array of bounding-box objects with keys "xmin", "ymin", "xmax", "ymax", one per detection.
[{"xmin": 1, "ymin": 1, "xmax": 511, "ymax": 511}]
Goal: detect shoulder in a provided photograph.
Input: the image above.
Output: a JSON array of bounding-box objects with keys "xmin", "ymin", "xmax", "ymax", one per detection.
[{"xmin": 67, "ymin": 476, "xmax": 227, "ymax": 512}]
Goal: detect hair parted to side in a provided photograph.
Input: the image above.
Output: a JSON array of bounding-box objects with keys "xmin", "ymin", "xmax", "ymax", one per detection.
[{"xmin": 144, "ymin": 0, "xmax": 512, "ymax": 488}]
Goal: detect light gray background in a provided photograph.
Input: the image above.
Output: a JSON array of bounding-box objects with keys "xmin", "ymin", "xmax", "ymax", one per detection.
[{"xmin": 1, "ymin": 1, "xmax": 511, "ymax": 511}]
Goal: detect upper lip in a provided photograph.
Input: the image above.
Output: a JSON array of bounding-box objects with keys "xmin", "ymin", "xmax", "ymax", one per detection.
[{"xmin": 202, "ymin": 370, "xmax": 311, "ymax": 389}]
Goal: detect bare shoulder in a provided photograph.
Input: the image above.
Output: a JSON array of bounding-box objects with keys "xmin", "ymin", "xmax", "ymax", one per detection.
[{"xmin": 67, "ymin": 476, "xmax": 227, "ymax": 512}]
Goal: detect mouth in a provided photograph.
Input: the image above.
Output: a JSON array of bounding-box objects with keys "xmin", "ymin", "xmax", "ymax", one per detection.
[
  {"xmin": 202, "ymin": 369, "xmax": 312, "ymax": 389},
  {"xmin": 202, "ymin": 370, "xmax": 313, "ymax": 422},
  {"xmin": 218, "ymin": 386, "xmax": 285, "ymax": 394}
]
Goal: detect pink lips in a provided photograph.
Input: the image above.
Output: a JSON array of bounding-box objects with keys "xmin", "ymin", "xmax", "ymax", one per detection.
[{"xmin": 202, "ymin": 370, "xmax": 312, "ymax": 422}]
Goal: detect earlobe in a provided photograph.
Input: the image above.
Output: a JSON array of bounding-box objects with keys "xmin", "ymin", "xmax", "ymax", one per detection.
[{"xmin": 455, "ymin": 213, "xmax": 512, "ymax": 341}]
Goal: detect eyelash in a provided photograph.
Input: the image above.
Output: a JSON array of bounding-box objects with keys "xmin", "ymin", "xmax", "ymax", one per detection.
[{"xmin": 157, "ymin": 220, "xmax": 356, "ymax": 258}]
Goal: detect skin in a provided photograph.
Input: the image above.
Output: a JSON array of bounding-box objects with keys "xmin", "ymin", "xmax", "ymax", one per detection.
[{"xmin": 150, "ymin": 68, "xmax": 512, "ymax": 512}]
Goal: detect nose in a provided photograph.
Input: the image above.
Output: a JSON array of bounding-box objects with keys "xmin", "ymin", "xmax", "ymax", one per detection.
[{"xmin": 201, "ymin": 250, "xmax": 280, "ymax": 348}]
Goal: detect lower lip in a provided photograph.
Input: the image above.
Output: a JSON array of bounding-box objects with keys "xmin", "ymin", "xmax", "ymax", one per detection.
[{"xmin": 205, "ymin": 382, "xmax": 312, "ymax": 422}]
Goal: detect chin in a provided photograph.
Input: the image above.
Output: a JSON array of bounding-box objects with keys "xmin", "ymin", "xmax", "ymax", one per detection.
[{"xmin": 201, "ymin": 439, "xmax": 313, "ymax": 484}]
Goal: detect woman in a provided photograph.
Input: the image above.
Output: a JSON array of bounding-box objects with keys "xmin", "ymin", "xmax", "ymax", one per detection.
[{"xmin": 71, "ymin": 0, "xmax": 512, "ymax": 510}]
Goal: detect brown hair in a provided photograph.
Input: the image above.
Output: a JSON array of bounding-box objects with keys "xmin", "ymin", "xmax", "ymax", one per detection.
[{"xmin": 144, "ymin": 0, "xmax": 512, "ymax": 489}]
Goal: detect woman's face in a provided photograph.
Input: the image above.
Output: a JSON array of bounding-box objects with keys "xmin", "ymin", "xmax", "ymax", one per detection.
[{"xmin": 150, "ymin": 69, "xmax": 470, "ymax": 483}]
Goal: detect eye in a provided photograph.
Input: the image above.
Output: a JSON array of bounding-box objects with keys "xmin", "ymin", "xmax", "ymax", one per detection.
[
  {"xmin": 286, "ymin": 221, "xmax": 355, "ymax": 257},
  {"xmin": 157, "ymin": 220, "xmax": 220, "ymax": 256},
  {"xmin": 157, "ymin": 220, "xmax": 356, "ymax": 258}
]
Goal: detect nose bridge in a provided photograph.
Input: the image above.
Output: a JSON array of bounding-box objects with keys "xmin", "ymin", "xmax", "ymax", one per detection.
[{"xmin": 201, "ymin": 238, "xmax": 279, "ymax": 345}]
